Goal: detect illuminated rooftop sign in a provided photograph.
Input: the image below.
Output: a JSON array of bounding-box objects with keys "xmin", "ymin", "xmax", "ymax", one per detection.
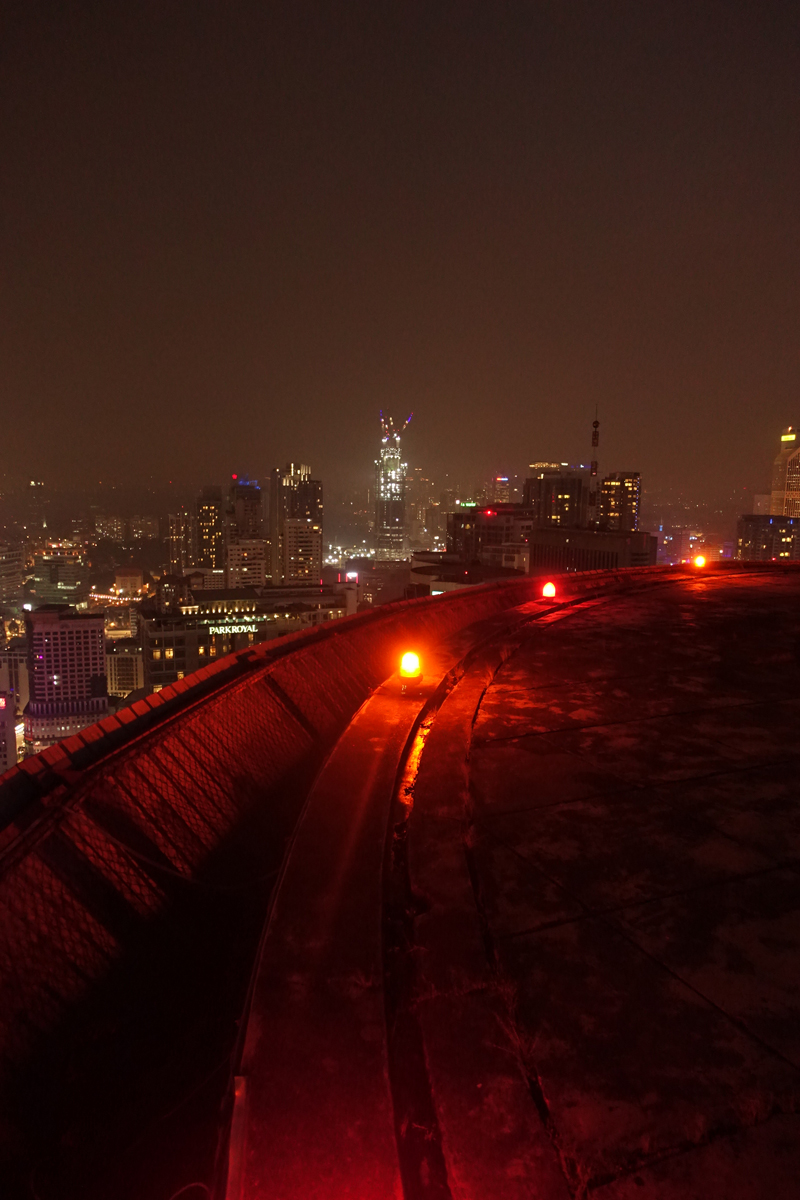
[{"xmin": 781, "ymin": 434, "xmax": 796, "ymax": 442}]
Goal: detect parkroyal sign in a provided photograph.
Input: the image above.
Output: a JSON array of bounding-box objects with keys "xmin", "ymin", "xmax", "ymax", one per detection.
[{"xmin": 206, "ymin": 628, "xmax": 260, "ymax": 638}]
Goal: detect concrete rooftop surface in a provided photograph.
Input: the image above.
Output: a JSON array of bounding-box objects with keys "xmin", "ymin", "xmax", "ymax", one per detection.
[{"xmin": 238, "ymin": 568, "xmax": 800, "ymax": 1200}]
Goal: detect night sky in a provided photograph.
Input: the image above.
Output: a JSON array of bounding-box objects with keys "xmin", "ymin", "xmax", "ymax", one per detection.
[{"xmin": 2, "ymin": 1, "xmax": 798, "ymax": 500}]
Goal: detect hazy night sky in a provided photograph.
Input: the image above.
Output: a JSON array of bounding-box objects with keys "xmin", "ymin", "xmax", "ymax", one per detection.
[{"xmin": 2, "ymin": 1, "xmax": 798, "ymax": 500}]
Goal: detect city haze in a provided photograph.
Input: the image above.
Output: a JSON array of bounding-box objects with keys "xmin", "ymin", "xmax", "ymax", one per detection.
[{"xmin": 1, "ymin": 1, "xmax": 798, "ymax": 501}]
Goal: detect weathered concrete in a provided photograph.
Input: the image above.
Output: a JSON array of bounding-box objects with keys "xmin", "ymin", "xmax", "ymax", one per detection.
[
  {"xmin": 464, "ymin": 572, "xmax": 800, "ymax": 1196},
  {"xmin": 232, "ymin": 567, "xmax": 800, "ymax": 1199}
]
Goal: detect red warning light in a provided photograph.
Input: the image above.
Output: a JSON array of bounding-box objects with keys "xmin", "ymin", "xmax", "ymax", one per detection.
[
  {"xmin": 400, "ymin": 651, "xmax": 421, "ymax": 679},
  {"xmin": 232, "ymin": 473, "xmax": 238, "ymax": 480},
  {"xmin": 542, "ymin": 581, "xmax": 556, "ymax": 598}
]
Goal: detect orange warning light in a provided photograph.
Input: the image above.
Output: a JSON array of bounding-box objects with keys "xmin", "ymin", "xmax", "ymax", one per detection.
[
  {"xmin": 542, "ymin": 581, "xmax": 556, "ymax": 598},
  {"xmin": 400, "ymin": 651, "xmax": 421, "ymax": 679},
  {"xmin": 694, "ymin": 555, "xmax": 706, "ymax": 568}
]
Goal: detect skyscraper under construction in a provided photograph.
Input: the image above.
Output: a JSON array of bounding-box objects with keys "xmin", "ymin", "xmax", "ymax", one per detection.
[{"xmin": 375, "ymin": 413, "xmax": 411, "ymax": 560}]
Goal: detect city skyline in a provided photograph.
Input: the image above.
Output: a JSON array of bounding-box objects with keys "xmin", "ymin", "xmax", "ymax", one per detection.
[
  {"xmin": 0, "ymin": 410, "xmax": 790, "ymax": 510},
  {"xmin": 3, "ymin": 9, "xmax": 800, "ymax": 1198}
]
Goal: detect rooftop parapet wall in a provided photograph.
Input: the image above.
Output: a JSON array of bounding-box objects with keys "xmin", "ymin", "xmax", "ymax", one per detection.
[
  {"xmin": 0, "ymin": 562, "xmax": 788, "ymax": 1164},
  {"xmin": 0, "ymin": 563, "xmax": 676, "ymax": 822}
]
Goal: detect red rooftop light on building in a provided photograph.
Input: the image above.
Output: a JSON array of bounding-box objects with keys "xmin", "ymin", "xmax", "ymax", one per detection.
[
  {"xmin": 399, "ymin": 651, "xmax": 421, "ymax": 680},
  {"xmin": 542, "ymin": 581, "xmax": 556, "ymax": 598},
  {"xmin": 694, "ymin": 555, "xmax": 706, "ymax": 568}
]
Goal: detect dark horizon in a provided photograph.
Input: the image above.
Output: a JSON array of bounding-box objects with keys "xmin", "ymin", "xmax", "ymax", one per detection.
[{"xmin": 2, "ymin": 1, "xmax": 798, "ymax": 500}]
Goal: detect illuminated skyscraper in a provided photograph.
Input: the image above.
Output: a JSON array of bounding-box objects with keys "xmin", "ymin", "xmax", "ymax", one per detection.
[
  {"xmin": 226, "ymin": 539, "xmax": 269, "ymax": 587},
  {"xmin": 196, "ymin": 486, "xmax": 225, "ymax": 569},
  {"xmin": 225, "ymin": 476, "xmax": 267, "ymax": 586},
  {"xmin": 770, "ymin": 426, "xmax": 800, "ymax": 516},
  {"xmin": 25, "ymin": 480, "xmax": 46, "ymax": 540},
  {"xmin": 491, "ymin": 476, "xmax": 510, "ymax": 503},
  {"xmin": 375, "ymin": 413, "xmax": 411, "ymax": 559},
  {"xmin": 281, "ymin": 519, "xmax": 323, "ymax": 583},
  {"xmin": 24, "ymin": 606, "xmax": 108, "ymax": 752},
  {"xmin": 405, "ymin": 467, "xmax": 436, "ymax": 548},
  {"xmin": 105, "ymin": 640, "xmax": 145, "ymax": 699},
  {"xmin": 738, "ymin": 514, "xmax": 800, "ymax": 561},
  {"xmin": 227, "ymin": 475, "xmax": 264, "ymax": 538},
  {"xmin": 269, "ymin": 464, "xmax": 323, "ymax": 584},
  {"xmin": 168, "ymin": 507, "xmax": 195, "ymax": 575},
  {"xmin": 523, "ymin": 464, "xmax": 589, "ymax": 528},
  {"xmin": 0, "ymin": 543, "xmax": 24, "ymax": 613},
  {"xmin": 31, "ymin": 549, "xmax": 87, "ymax": 606},
  {"xmin": 599, "ymin": 472, "xmax": 641, "ymax": 532}
]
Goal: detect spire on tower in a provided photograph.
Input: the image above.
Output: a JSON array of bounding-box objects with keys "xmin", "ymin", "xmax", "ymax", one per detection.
[{"xmin": 588, "ymin": 409, "xmax": 600, "ymax": 527}]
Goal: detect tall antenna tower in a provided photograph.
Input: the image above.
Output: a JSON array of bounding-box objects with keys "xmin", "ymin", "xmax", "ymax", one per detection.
[{"xmin": 588, "ymin": 409, "xmax": 600, "ymax": 527}]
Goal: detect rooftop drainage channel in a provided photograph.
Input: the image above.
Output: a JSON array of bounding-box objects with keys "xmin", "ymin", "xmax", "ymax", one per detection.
[
  {"xmin": 381, "ymin": 601, "xmax": 574, "ymax": 1198},
  {"xmin": 381, "ymin": 590, "xmax": 629, "ymax": 1199},
  {"xmin": 384, "ymin": 692, "xmax": 454, "ymax": 1200}
]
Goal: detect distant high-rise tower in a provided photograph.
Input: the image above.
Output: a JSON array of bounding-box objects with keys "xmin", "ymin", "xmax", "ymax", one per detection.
[
  {"xmin": 24, "ymin": 606, "xmax": 108, "ymax": 753},
  {"xmin": 375, "ymin": 413, "xmax": 411, "ymax": 559},
  {"xmin": 31, "ymin": 549, "xmax": 87, "ymax": 606},
  {"xmin": 588, "ymin": 413, "xmax": 600, "ymax": 527},
  {"xmin": 196, "ymin": 486, "xmax": 225, "ymax": 569},
  {"xmin": 0, "ymin": 543, "xmax": 24, "ymax": 613},
  {"xmin": 269, "ymin": 464, "xmax": 323, "ymax": 584},
  {"xmin": 227, "ymin": 475, "xmax": 264, "ymax": 539},
  {"xmin": 523, "ymin": 464, "xmax": 589, "ymax": 528},
  {"xmin": 491, "ymin": 476, "xmax": 510, "ymax": 504},
  {"xmin": 168, "ymin": 507, "xmax": 195, "ymax": 576},
  {"xmin": 25, "ymin": 480, "xmax": 46, "ymax": 539},
  {"xmin": 770, "ymin": 426, "xmax": 800, "ymax": 516},
  {"xmin": 600, "ymin": 472, "xmax": 641, "ymax": 532},
  {"xmin": 225, "ymin": 475, "xmax": 268, "ymax": 587}
]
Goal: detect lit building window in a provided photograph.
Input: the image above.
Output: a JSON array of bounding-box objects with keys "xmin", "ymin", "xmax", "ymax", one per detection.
[{"xmin": 165, "ymin": 648, "xmax": 174, "ymax": 659}]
